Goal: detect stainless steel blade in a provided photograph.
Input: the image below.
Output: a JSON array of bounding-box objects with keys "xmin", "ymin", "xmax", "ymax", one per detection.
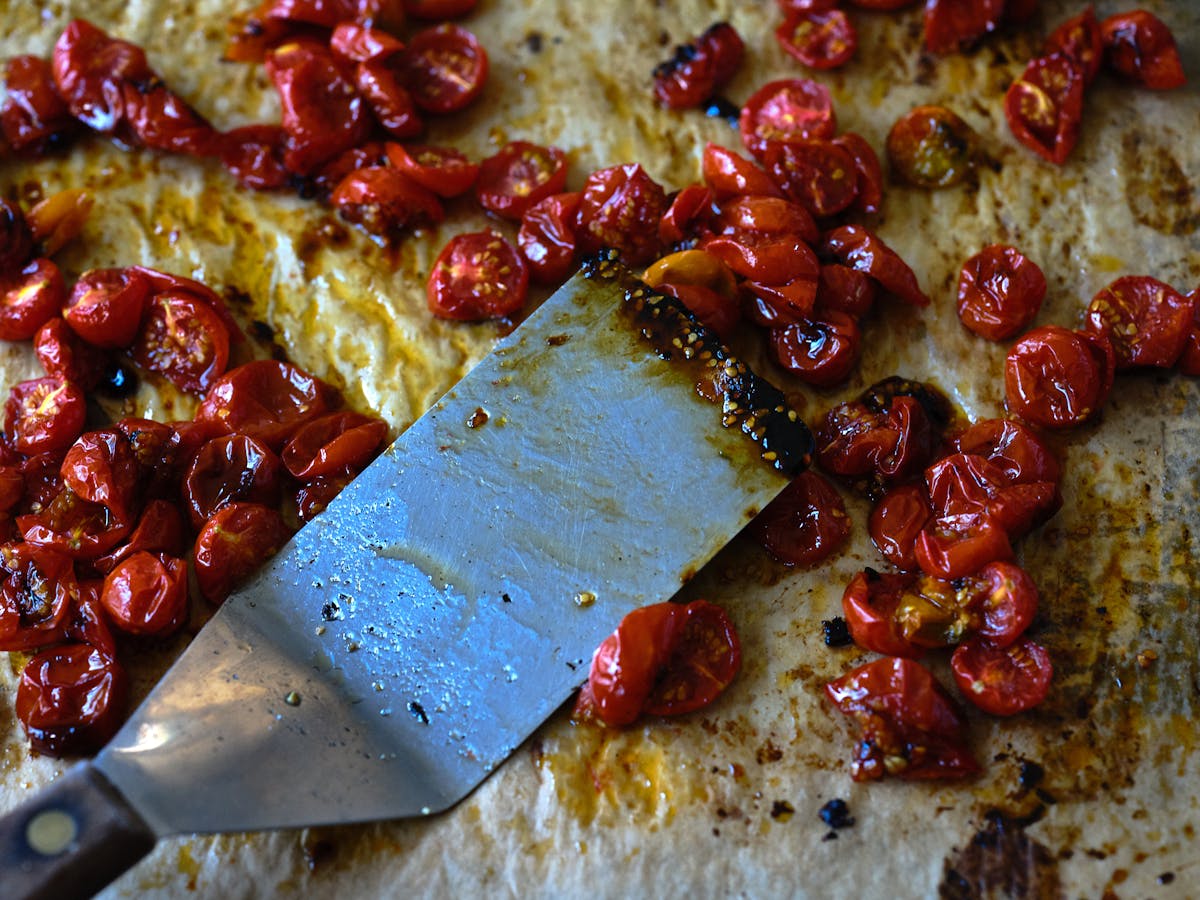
[{"xmin": 94, "ymin": 257, "xmax": 811, "ymax": 836}]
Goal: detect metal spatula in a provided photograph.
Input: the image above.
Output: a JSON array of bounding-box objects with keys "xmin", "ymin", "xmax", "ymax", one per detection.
[{"xmin": 0, "ymin": 256, "xmax": 812, "ymax": 899}]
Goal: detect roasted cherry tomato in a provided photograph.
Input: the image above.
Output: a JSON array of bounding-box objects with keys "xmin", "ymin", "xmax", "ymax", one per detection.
[
  {"xmin": 100, "ymin": 551, "xmax": 188, "ymax": 637},
  {"xmin": 577, "ymin": 163, "xmax": 669, "ymax": 267},
  {"xmin": 842, "ymin": 569, "xmax": 924, "ymax": 658},
  {"xmin": 120, "ymin": 80, "xmax": 218, "ymax": 156},
  {"xmin": 770, "ymin": 312, "xmax": 861, "ymax": 387},
  {"xmin": 517, "ymin": 192, "xmax": 582, "ymax": 285},
  {"xmin": 1004, "ymin": 52, "xmax": 1085, "ymax": 165},
  {"xmin": 1100, "ymin": 10, "xmax": 1186, "ymax": 91},
  {"xmin": 701, "ymin": 232, "xmax": 818, "ymax": 287},
  {"xmin": 1045, "ymin": 6, "xmax": 1103, "ymax": 85},
  {"xmin": 1, "ymin": 55, "xmax": 78, "ymax": 156},
  {"xmin": 953, "ymin": 417, "xmax": 1060, "ymax": 486},
  {"xmin": 281, "ymin": 411, "xmax": 387, "ymax": 479},
  {"xmin": 0, "ymin": 258, "xmax": 66, "ymax": 342},
  {"xmin": 659, "ymin": 185, "xmax": 716, "ymax": 245},
  {"xmin": 117, "ymin": 417, "xmax": 190, "ymax": 498},
  {"xmin": 643, "ymin": 250, "xmax": 741, "ymax": 337},
  {"xmin": 63, "ymin": 267, "xmax": 151, "ymax": 349},
  {"xmin": 923, "ymin": 0, "xmax": 1004, "ymax": 54},
  {"xmin": 51, "ymin": 19, "xmax": 152, "ymax": 134},
  {"xmin": 331, "ymin": 166, "xmax": 444, "ymax": 234},
  {"xmin": 715, "ymin": 195, "xmax": 819, "ymax": 246},
  {"xmin": 750, "ymin": 471, "xmax": 850, "ymax": 567},
  {"xmin": 196, "ymin": 360, "xmax": 338, "ymax": 450},
  {"xmin": 18, "ymin": 486, "xmax": 131, "ymax": 561},
  {"xmin": 965, "ymin": 560, "xmax": 1039, "ymax": 649},
  {"xmin": 193, "ymin": 502, "xmax": 292, "ymax": 604},
  {"xmin": 816, "ymin": 394, "xmax": 942, "ymax": 492},
  {"xmin": 925, "ymin": 451, "xmax": 1060, "ymax": 540},
  {"xmin": 915, "ymin": 518, "xmax": 1013, "ymax": 581},
  {"xmin": 701, "ymin": 143, "xmax": 783, "ymax": 201},
  {"xmin": 654, "ymin": 283, "xmax": 741, "ymax": 340},
  {"xmin": 94, "ymin": 499, "xmax": 186, "ymax": 575},
  {"xmin": 956, "ymin": 244, "xmax": 1046, "ymax": 341},
  {"xmin": 330, "ymin": 23, "xmax": 405, "ymax": 66},
  {"xmin": 427, "ymin": 229, "xmax": 529, "ymax": 321},
  {"xmin": 816, "ymin": 263, "xmax": 877, "ymax": 320},
  {"xmin": 184, "ymin": 434, "xmax": 283, "ymax": 531},
  {"xmin": 355, "ymin": 57, "xmax": 423, "ymax": 139},
  {"xmin": 26, "ymin": 188, "xmax": 94, "ymax": 258},
  {"xmin": 398, "ymin": 24, "xmax": 488, "ymax": 114},
  {"xmin": 1084, "ymin": 275, "xmax": 1193, "ymax": 370},
  {"xmin": 776, "ymin": 9, "xmax": 857, "ymax": 70},
  {"xmin": 294, "ymin": 467, "xmax": 358, "ymax": 521},
  {"xmin": 869, "ymin": 483, "xmax": 932, "ymax": 571},
  {"xmin": 886, "ymin": 105, "xmax": 978, "ymax": 189},
  {"xmin": 1005, "ymin": 325, "xmax": 1114, "ymax": 428},
  {"xmin": 822, "ymin": 225, "xmax": 929, "ymax": 306},
  {"xmin": 576, "ymin": 599, "xmax": 741, "ymax": 726},
  {"xmin": 739, "ymin": 78, "xmax": 837, "ymax": 161},
  {"xmin": 4, "ymin": 376, "xmax": 86, "ymax": 456},
  {"xmin": 386, "ymin": 143, "xmax": 479, "ymax": 198},
  {"xmin": 16, "ymin": 642, "xmax": 128, "ymax": 756},
  {"xmin": 130, "ymin": 291, "xmax": 231, "ymax": 395},
  {"xmin": 64, "ymin": 581, "xmax": 118, "ymax": 659},
  {"xmin": 653, "ymin": 22, "xmax": 745, "ymax": 109},
  {"xmin": 475, "ymin": 141, "xmax": 568, "ymax": 221},
  {"xmin": 404, "ymin": 0, "xmax": 478, "ymax": 18},
  {"xmin": 218, "ymin": 124, "xmax": 291, "ymax": 191},
  {"xmin": 832, "ymin": 132, "xmax": 883, "ymax": 216},
  {"xmin": 764, "ymin": 140, "xmax": 859, "ymax": 218},
  {"xmin": 825, "ymin": 656, "xmax": 979, "ymax": 781},
  {"xmin": 312, "ymin": 142, "xmax": 389, "ymax": 196},
  {"xmin": 0, "ymin": 541, "xmax": 75, "ymax": 652},
  {"xmin": 951, "ymin": 635, "xmax": 1052, "ymax": 716},
  {"xmin": 60, "ymin": 428, "xmax": 140, "ymax": 521}
]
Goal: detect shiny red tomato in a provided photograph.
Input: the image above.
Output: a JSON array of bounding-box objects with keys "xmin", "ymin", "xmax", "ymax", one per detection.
[
  {"xmin": 1085, "ymin": 275, "xmax": 1193, "ymax": 370},
  {"xmin": 1045, "ymin": 6, "xmax": 1102, "ymax": 85},
  {"xmin": 816, "ymin": 397, "xmax": 930, "ymax": 488},
  {"xmin": 120, "ymin": 80, "xmax": 218, "ymax": 156},
  {"xmin": 18, "ymin": 486, "xmax": 131, "ymax": 561},
  {"xmin": 841, "ymin": 570, "xmax": 924, "ymax": 658},
  {"xmin": 770, "ymin": 312, "xmax": 861, "ymax": 387},
  {"xmin": 475, "ymin": 141, "xmax": 568, "ymax": 221},
  {"xmin": 312, "ymin": 142, "xmax": 389, "ymax": 196},
  {"xmin": 816, "ymin": 263, "xmax": 878, "ymax": 321},
  {"xmin": 282, "ymin": 411, "xmax": 387, "ymax": 479},
  {"xmin": 193, "ymin": 502, "xmax": 292, "ymax": 604},
  {"xmin": 65, "ymin": 581, "xmax": 118, "ymax": 659},
  {"xmin": 825, "ymin": 656, "xmax": 979, "ymax": 781},
  {"xmin": 100, "ymin": 551, "xmax": 188, "ymax": 637},
  {"xmin": 427, "ymin": 229, "xmax": 529, "ymax": 321},
  {"xmin": 0, "ymin": 199, "xmax": 34, "ymax": 273},
  {"xmin": 185, "ymin": 434, "xmax": 283, "ymax": 530},
  {"xmin": 700, "ymin": 142, "xmax": 783, "ymax": 201},
  {"xmin": 833, "ymin": 132, "xmax": 883, "ymax": 216},
  {"xmin": 51, "ymin": 19, "xmax": 152, "ymax": 134},
  {"xmin": 914, "ymin": 518, "xmax": 1013, "ymax": 581},
  {"xmin": 956, "ymin": 244, "xmax": 1046, "ymax": 341},
  {"xmin": 398, "ymin": 24, "xmax": 489, "ymax": 115},
  {"xmin": 294, "ymin": 467, "xmax": 358, "ymax": 521},
  {"xmin": 116, "ymin": 417, "xmax": 190, "ymax": 498},
  {"xmin": 17, "ymin": 452, "xmax": 66, "ymax": 517},
  {"xmin": 655, "ymin": 283, "xmax": 741, "ymax": 340},
  {"xmin": 386, "ymin": 143, "xmax": 480, "ymax": 197},
  {"xmin": 951, "ymin": 635, "xmax": 1052, "ymax": 716},
  {"xmin": 750, "ymin": 471, "xmax": 850, "ymax": 567},
  {"xmin": 743, "ymin": 277, "xmax": 817, "ymax": 322},
  {"xmin": 16, "ymin": 642, "xmax": 128, "ymax": 756},
  {"xmin": 1004, "ymin": 52, "xmax": 1085, "ymax": 165},
  {"xmin": 94, "ymin": 499, "xmax": 186, "ymax": 575},
  {"xmin": 886, "ymin": 105, "xmax": 979, "ymax": 189},
  {"xmin": 4, "ymin": 376, "xmax": 86, "ymax": 456},
  {"xmin": 130, "ymin": 291, "xmax": 231, "ymax": 395},
  {"xmin": 953, "ymin": 417, "xmax": 1060, "ymax": 486},
  {"xmin": 60, "ymin": 428, "xmax": 140, "ymax": 521},
  {"xmin": 925, "ymin": 451, "xmax": 1060, "ymax": 540},
  {"xmin": 63, "ymin": 267, "xmax": 151, "ymax": 349},
  {"xmin": 576, "ymin": 163, "xmax": 669, "ymax": 267},
  {"xmin": 196, "ymin": 360, "xmax": 338, "ymax": 450},
  {"xmin": 330, "ymin": 23, "xmax": 405, "ymax": 66},
  {"xmin": 701, "ymin": 232, "xmax": 818, "ymax": 286},
  {"xmin": 404, "ymin": 0, "xmax": 478, "ymax": 18},
  {"xmin": 653, "ymin": 22, "xmax": 745, "ymax": 109},
  {"xmin": 0, "ymin": 258, "xmax": 65, "ymax": 341},
  {"xmin": 517, "ymin": 192, "xmax": 582, "ymax": 285},
  {"xmin": 869, "ymin": 483, "xmax": 932, "ymax": 571},
  {"xmin": 923, "ymin": 0, "xmax": 1004, "ymax": 54},
  {"xmin": 764, "ymin": 139, "xmax": 859, "ymax": 218},
  {"xmin": 577, "ymin": 599, "xmax": 741, "ymax": 726},
  {"xmin": 1100, "ymin": 10, "xmax": 1186, "ymax": 91},
  {"xmin": 0, "ymin": 541, "xmax": 75, "ymax": 652},
  {"xmin": 776, "ymin": 9, "xmax": 857, "ymax": 70},
  {"xmin": 658, "ymin": 184, "xmax": 715, "ymax": 245},
  {"xmin": 715, "ymin": 195, "xmax": 819, "ymax": 246},
  {"xmin": 1005, "ymin": 325, "xmax": 1114, "ymax": 428},
  {"xmin": 331, "ymin": 166, "xmax": 444, "ymax": 234},
  {"xmin": 965, "ymin": 560, "xmax": 1038, "ymax": 649},
  {"xmin": 822, "ymin": 225, "xmax": 929, "ymax": 306},
  {"xmin": 739, "ymin": 78, "xmax": 837, "ymax": 161},
  {"xmin": 1, "ymin": 55, "xmax": 78, "ymax": 156},
  {"xmin": 355, "ymin": 58, "xmax": 423, "ymax": 139},
  {"xmin": 219, "ymin": 124, "xmax": 291, "ymax": 191},
  {"xmin": 33, "ymin": 318, "xmax": 108, "ymax": 391}
]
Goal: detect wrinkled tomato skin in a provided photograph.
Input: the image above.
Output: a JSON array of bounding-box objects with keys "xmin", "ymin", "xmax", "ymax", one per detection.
[
  {"xmin": 764, "ymin": 140, "xmax": 859, "ymax": 219},
  {"xmin": 60, "ymin": 428, "xmax": 140, "ymax": 521},
  {"xmin": 52, "ymin": 19, "xmax": 152, "ymax": 134},
  {"xmin": 869, "ymin": 483, "xmax": 932, "ymax": 571},
  {"xmin": 131, "ymin": 292, "xmax": 231, "ymax": 395},
  {"xmin": 1100, "ymin": 10, "xmax": 1186, "ymax": 91},
  {"xmin": 34, "ymin": 318, "xmax": 109, "ymax": 391},
  {"xmin": 739, "ymin": 78, "xmax": 837, "ymax": 161},
  {"xmin": 63, "ymin": 267, "xmax": 151, "ymax": 349},
  {"xmin": 716, "ymin": 195, "xmax": 819, "ymax": 246},
  {"xmin": 330, "ymin": 23, "xmax": 405, "ymax": 66},
  {"xmin": 968, "ymin": 560, "xmax": 1038, "ymax": 649},
  {"xmin": 312, "ymin": 142, "xmax": 389, "ymax": 196},
  {"xmin": 833, "ymin": 132, "xmax": 883, "ymax": 216},
  {"xmin": 184, "ymin": 434, "xmax": 283, "ymax": 531},
  {"xmin": 294, "ymin": 467, "xmax": 357, "ymax": 521},
  {"xmin": 399, "ymin": 24, "xmax": 489, "ymax": 115},
  {"xmin": 823, "ymin": 225, "xmax": 929, "ymax": 306},
  {"xmin": 956, "ymin": 244, "xmax": 1046, "ymax": 341},
  {"xmin": 18, "ymin": 486, "xmax": 131, "ymax": 561},
  {"xmin": 915, "ymin": 518, "xmax": 1014, "ymax": 581},
  {"xmin": 16, "ymin": 642, "xmax": 128, "ymax": 757},
  {"xmin": 355, "ymin": 57, "xmax": 424, "ymax": 138},
  {"xmin": 1005, "ymin": 325, "xmax": 1113, "ymax": 429},
  {"xmin": 776, "ymin": 9, "xmax": 857, "ymax": 70},
  {"xmin": 518, "ymin": 192, "xmax": 582, "ymax": 285},
  {"xmin": 1045, "ymin": 6, "xmax": 1102, "ymax": 85},
  {"xmin": 121, "ymin": 81, "xmax": 218, "ymax": 156},
  {"xmin": 4, "ymin": 376, "xmax": 86, "ymax": 456},
  {"xmin": 2, "ymin": 55, "xmax": 79, "ymax": 156},
  {"xmin": 925, "ymin": 451, "xmax": 1061, "ymax": 541},
  {"xmin": 841, "ymin": 570, "xmax": 925, "ymax": 658},
  {"xmin": 770, "ymin": 312, "xmax": 861, "ymax": 387},
  {"xmin": 193, "ymin": 502, "xmax": 292, "ymax": 604},
  {"xmin": 100, "ymin": 551, "xmax": 188, "ymax": 637},
  {"xmin": 953, "ymin": 418, "xmax": 1060, "ymax": 486},
  {"xmin": 197, "ymin": 360, "xmax": 337, "ymax": 450},
  {"xmin": 642, "ymin": 601, "xmax": 741, "ymax": 717},
  {"xmin": 701, "ymin": 143, "xmax": 783, "ymax": 201},
  {"xmin": 65, "ymin": 582, "xmax": 118, "ymax": 659},
  {"xmin": 0, "ymin": 258, "xmax": 66, "ymax": 342},
  {"xmin": 475, "ymin": 141, "xmax": 568, "ymax": 221},
  {"xmin": 1004, "ymin": 52, "xmax": 1085, "ymax": 165},
  {"xmin": 94, "ymin": 499, "xmax": 186, "ymax": 575},
  {"xmin": 427, "ymin": 229, "xmax": 530, "ymax": 321},
  {"xmin": 219, "ymin": 124, "xmax": 291, "ymax": 191},
  {"xmin": 701, "ymin": 233, "xmax": 818, "ymax": 287},
  {"xmin": 577, "ymin": 164, "xmax": 669, "ymax": 267},
  {"xmin": 825, "ymin": 656, "xmax": 979, "ymax": 782},
  {"xmin": 653, "ymin": 22, "xmax": 745, "ymax": 110},
  {"xmin": 0, "ymin": 541, "xmax": 76, "ymax": 652},
  {"xmin": 750, "ymin": 471, "xmax": 850, "ymax": 567},
  {"xmin": 281, "ymin": 411, "xmax": 387, "ymax": 479},
  {"xmin": 331, "ymin": 166, "xmax": 443, "ymax": 235},
  {"xmin": 952, "ymin": 635, "xmax": 1053, "ymax": 716},
  {"xmin": 659, "ymin": 185, "xmax": 715, "ymax": 245},
  {"xmin": 923, "ymin": 0, "xmax": 1005, "ymax": 54},
  {"xmin": 1084, "ymin": 275, "xmax": 1193, "ymax": 370},
  {"xmin": 817, "ymin": 263, "xmax": 877, "ymax": 321}
]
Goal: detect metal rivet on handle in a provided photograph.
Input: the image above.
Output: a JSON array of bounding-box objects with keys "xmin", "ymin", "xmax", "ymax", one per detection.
[{"xmin": 25, "ymin": 809, "xmax": 78, "ymax": 857}]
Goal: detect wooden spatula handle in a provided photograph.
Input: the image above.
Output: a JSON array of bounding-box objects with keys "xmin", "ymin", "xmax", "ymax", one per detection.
[{"xmin": 0, "ymin": 763, "xmax": 157, "ymax": 900}]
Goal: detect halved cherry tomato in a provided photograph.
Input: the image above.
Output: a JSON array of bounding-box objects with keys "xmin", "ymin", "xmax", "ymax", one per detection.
[
  {"xmin": 715, "ymin": 195, "xmax": 819, "ymax": 246},
  {"xmin": 701, "ymin": 233, "xmax": 818, "ymax": 286},
  {"xmin": 951, "ymin": 635, "xmax": 1052, "ymax": 716},
  {"xmin": 51, "ymin": 19, "xmax": 152, "ymax": 134},
  {"xmin": 60, "ymin": 428, "xmax": 140, "ymax": 522},
  {"xmin": 701, "ymin": 143, "xmax": 783, "ymax": 201},
  {"xmin": 770, "ymin": 312, "xmax": 861, "ymax": 387},
  {"xmin": 816, "ymin": 263, "xmax": 877, "ymax": 320},
  {"xmin": 0, "ymin": 541, "xmax": 75, "ymax": 651},
  {"xmin": 63, "ymin": 267, "xmax": 151, "ymax": 349},
  {"xmin": 659, "ymin": 185, "xmax": 715, "ymax": 245},
  {"xmin": 653, "ymin": 22, "xmax": 745, "ymax": 109},
  {"xmin": 823, "ymin": 225, "xmax": 929, "ymax": 306},
  {"xmin": 219, "ymin": 125, "xmax": 291, "ymax": 191},
  {"xmin": 1084, "ymin": 275, "xmax": 1193, "ymax": 370},
  {"xmin": 120, "ymin": 81, "xmax": 218, "ymax": 156},
  {"xmin": 576, "ymin": 164, "xmax": 668, "ymax": 266},
  {"xmin": 923, "ymin": 0, "xmax": 1004, "ymax": 54},
  {"xmin": 386, "ymin": 143, "xmax": 479, "ymax": 197},
  {"xmin": 398, "ymin": 24, "xmax": 488, "ymax": 115},
  {"xmin": 965, "ymin": 560, "xmax": 1038, "ymax": 649},
  {"xmin": 184, "ymin": 434, "xmax": 283, "ymax": 530},
  {"xmin": 475, "ymin": 141, "xmax": 568, "ymax": 221},
  {"xmin": 1004, "ymin": 52, "xmax": 1085, "ymax": 165},
  {"xmin": 131, "ymin": 291, "xmax": 231, "ymax": 395},
  {"xmin": 330, "ymin": 23, "xmax": 405, "ymax": 66},
  {"xmin": 869, "ymin": 483, "xmax": 932, "ymax": 571},
  {"xmin": 744, "ymin": 277, "xmax": 819, "ymax": 322},
  {"xmin": 427, "ymin": 229, "xmax": 529, "ymax": 321},
  {"xmin": 116, "ymin": 418, "xmax": 191, "ymax": 499},
  {"xmin": 355, "ymin": 57, "xmax": 423, "ymax": 139},
  {"xmin": 0, "ymin": 258, "xmax": 65, "ymax": 342},
  {"xmin": 1100, "ymin": 10, "xmax": 1186, "ymax": 91},
  {"xmin": 764, "ymin": 139, "xmax": 859, "ymax": 218},
  {"xmin": 914, "ymin": 518, "xmax": 1013, "ymax": 580},
  {"xmin": 776, "ymin": 9, "xmax": 857, "ymax": 70},
  {"xmin": 1005, "ymin": 325, "xmax": 1114, "ymax": 428},
  {"xmin": 1045, "ymin": 6, "xmax": 1102, "ymax": 85},
  {"xmin": 517, "ymin": 192, "xmax": 582, "ymax": 285},
  {"xmin": 4, "ymin": 376, "xmax": 86, "ymax": 456},
  {"xmin": 404, "ymin": 0, "xmax": 478, "ymax": 18},
  {"xmin": 739, "ymin": 79, "xmax": 837, "ymax": 161},
  {"xmin": 576, "ymin": 599, "xmax": 741, "ymax": 726},
  {"xmin": 842, "ymin": 569, "xmax": 925, "ymax": 658},
  {"xmin": 1, "ymin": 55, "xmax": 78, "ymax": 156},
  {"xmin": 16, "ymin": 642, "xmax": 128, "ymax": 756},
  {"xmin": 18, "ymin": 487, "xmax": 131, "ymax": 560},
  {"xmin": 825, "ymin": 656, "xmax": 979, "ymax": 781},
  {"xmin": 17, "ymin": 451, "xmax": 66, "ymax": 517},
  {"xmin": 953, "ymin": 417, "xmax": 1060, "ymax": 486},
  {"xmin": 196, "ymin": 360, "xmax": 338, "ymax": 450},
  {"xmin": 94, "ymin": 500, "xmax": 186, "ymax": 575},
  {"xmin": 193, "ymin": 502, "xmax": 292, "ymax": 604},
  {"xmin": 886, "ymin": 105, "xmax": 978, "ymax": 189},
  {"xmin": 331, "ymin": 166, "xmax": 444, "ymax": 235},
  {"xmin": 312, "ymin": 142, "xmax": 389, "ymax": 195},
  {"xmin": 282, "ymin": 411, "xmax": 387, "ymax": 479},
  {"xmin": 833, "ymin": 132, "xmax": 883, "ymax": 216},
  {"xmin": 750, "ymin": 470, "xmax": 850, "ymax": 567},
  {"xmin": 956, "ymin": 244, "xmax": 1046, "ymax": 341},
  {"xmin": 100, "ymin": 551, "xmax": 188, "ymax": 637}
]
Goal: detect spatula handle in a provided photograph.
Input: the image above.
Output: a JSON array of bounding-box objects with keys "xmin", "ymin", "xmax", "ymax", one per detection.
[{"xmin": 0, "ymin": 763, "xmax": 157, "ymax": 900}]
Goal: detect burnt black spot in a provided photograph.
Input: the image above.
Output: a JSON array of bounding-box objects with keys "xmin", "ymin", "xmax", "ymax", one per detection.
[
  {"xmin": 97, "ymin": 361, "xmax": 138, "ymax": 398},
  {"xmin": 818, "ymin": 798, "xmax": 855, "ymax": 829},
  {"xmin": 822, "ymin": 616, "xmax": 852, "ymax": 647}
]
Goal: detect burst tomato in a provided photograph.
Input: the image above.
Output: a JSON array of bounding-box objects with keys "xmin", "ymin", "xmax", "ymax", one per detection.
[
  {"xmin": 1045, "ymin": 6, "xmax": 1102, "ymax": 85},
  {"xmin": 184, "ymin": 434, "xmax": 283, "ymax": 530},
  {"xmin": 923, "ymin": 0, "xmax": 1005, "ymax": 54},
  {"xmin": 219, "ymin": 124, "xmax": 291, "ymax": 191},
  {"xmin": 331, "ymin": 166, "xmax": 444, "ymax": 234},
  {"xmin": 750, "ymin": 471, "xmax": 850, "ymax": 567},
  {"xmin": 1084, "ymin": 275, "xmax": 1193, "ymax": 370},
  {"xmin": 951, "ymin": 635, "xmax": 1052, "ymax": 716},
  {"xmin": 398, "ymin": 24, "xmax": 488, "ymax": 114},
  {"xmin": 1005, "ymin": 325, "xmax": 1114, "ymax": 428},
  {"xmin": 16, "ymin": 642, "xmax": 128, "ymax": 756},
  {"xmin": 577, "ymin": 163, "xmax": 669, "ymax": 267},
  {"xmin": 869, "ymin": 483, "xmax": 932, "ymax": 571},
  {"xmin": 193, "ymin": 502, "xmax": 291, "ymax": 604},
  {"xmin": 51, "ymin": 19, "xmax": 152, "ymax": 134},
  {"xmin": 196, "ymin": 360, "xmax": 338, "ymax": 450},
  {"xmin": 823, "ymin": 225, "xmax": 929, "ymax": 307},
  {"xmin": 475, "ymin": 141, "xmax": 568, "ymax": 221},
  {"xmin": 0, "ymin": 541, "xmax": 75, "ymax": 652},
  {"xmin": 100, "ymin": 551, "xmax": 188, "ymax": 637},
  {"xmin": 956, "ymin": 244, "xmax": 1046, "ymax": 341},
  {"xmin": 739, "ymin": 78, "xmax": 837, "ymax": 160},
  {"xmin": 131, "ymin": 291, "xmax": 231, "ymax": 394},
  {"xmin": 770, "ymin": 312, "xmax": 861, "ymax": 387},
  {"xmin": 653, "ymin": 22, "xmax": 745, "ymax": 109}
]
